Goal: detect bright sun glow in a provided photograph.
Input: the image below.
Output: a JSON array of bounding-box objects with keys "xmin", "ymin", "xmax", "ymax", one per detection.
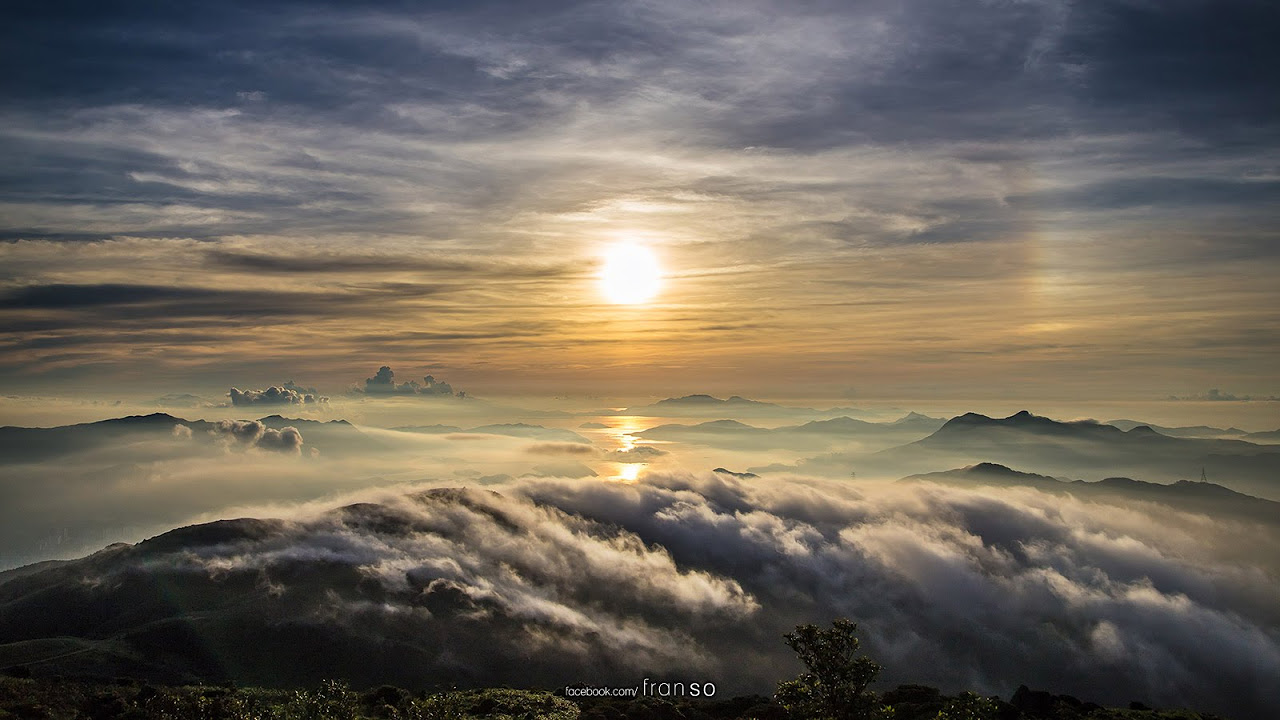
[
  {"xmin": 599, "ymin": 244, "xmax": 662, "ymax": 304},
  {"xmin": 614, "ymin": 463, "xmax": 642, "ymax": 482}
]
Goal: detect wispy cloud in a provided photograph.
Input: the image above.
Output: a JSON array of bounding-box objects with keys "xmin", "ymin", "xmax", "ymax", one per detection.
[{"xmin": 0, "ymin": 0, "xmax": 1276, "ymax": 398}]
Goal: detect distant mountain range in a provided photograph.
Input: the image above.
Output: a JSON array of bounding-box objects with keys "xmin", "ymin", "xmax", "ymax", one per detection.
[
  {"xmin": 611, "ymin": 394, "xmax": 884, "ymax": 419},
  {"xmin": 753, "ymin": 410, "xmax": 1280, "ymax": 500},
  {"xmin": 0, "ymin": 412, "xmax": 367, "ymax": 461},
  {"xmin": 636, "ymin": 413, "xmax": 945, "ymax": 451},
  {"xmin": 1105, "ymin": 419, "xmax": 1248, "ymax": 438},
  {"xmin": 901, "ymin": 462, "xmax": 1280, "ymax": 525},
  {"xmin": 394, "ymin": 422, "xmax": 590, "ymax": 444},
  {"xmin": 0, "ymin": 414, "xmax": 598, "ymax": 464}
]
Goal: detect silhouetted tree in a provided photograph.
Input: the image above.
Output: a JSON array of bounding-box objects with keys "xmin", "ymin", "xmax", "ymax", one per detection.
[{"xmin": 775, "ymin": 619, "xmax": 889, "ymax": 720}]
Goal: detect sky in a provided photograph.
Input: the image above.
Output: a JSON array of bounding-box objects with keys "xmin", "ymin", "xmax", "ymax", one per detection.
[
  {"xmin": 2, "ymin": 0, "xmax": 1279, "ymax": 409},
  {"xmin": 2, "ymin": 5, "xmax": 1279, "ymax": 707}
]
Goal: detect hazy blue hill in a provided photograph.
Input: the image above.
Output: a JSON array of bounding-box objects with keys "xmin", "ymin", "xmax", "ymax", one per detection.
[
  {"xmin": 900, "ymin": 462, "xmax": 1280, "ymax": 524},
  {"xmin": 395, "ymin": 422, "xmax": 591, "ymax": 444},
  {"xmin": 901, "ymin": 462, "xmax": 1065, "ymax": 488},
  {"xmin": 393, "ymin": 423, "xmax": 465, "ymax": 433},
  {"xmin": 654, "ymin": 394, "xmax": 772, "ymax": 407},
  {"xmin": 792, "ymin": 416, "xmax": 881, "ymax": 433},
  {"xmin": 1244, "ymin": 427, "xmax": 1280, "ymax": 443},
  {"xmin": 641, "ymin": 419, "xmax": 769, "ymax": 436},
  {"xmin": 755, "ymin": 410, "xmax": 1280, "ymax": 499},
  {"xmin": 638, "ymin": 414, "xmax": 945, "ymax": 452},
  {"xmin": 914, "ymin": 411, "xmax": 1273, "ymax": 458},
  {"xmin": 928, "ymin": 410, "xmax": 1122, "ymax": 439},
  {"xmin": 616, "ymin": 394, "xmax": 881, "ymax": 419},
  {"xmin": 468, "ymin": 423, "xmax": 591, "ymax": 444},
  {"xmin": 1106, "ymin": 419, "xmax": 1247, "ymax": 438}
]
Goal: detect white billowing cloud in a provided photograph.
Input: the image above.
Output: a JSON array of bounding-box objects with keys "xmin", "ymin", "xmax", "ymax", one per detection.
[
  {"xmin": 56, "ymin": 470, "xmax": 1280, "ymax": 717},
  {"xmin": 230, "ymin": 385, "xmax": 328, "ymax": 406},
  {"xmin": 213, "ymin": 419, "xmax": 304, "ymax": 454}
]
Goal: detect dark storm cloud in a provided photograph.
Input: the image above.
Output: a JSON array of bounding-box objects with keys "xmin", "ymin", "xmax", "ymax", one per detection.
[
  {"xmin": 206, "ymin": 249, "xmax": 580, "ymax": 278},
  {"xmin": 0, "ymin": 284, "xmax": 228, "ymax": 309},
  {"xmin": 4, "ymin": 0, "xmax": 1275, "ymax": 236},
  {"xmin": 0, "ymin": 282, "xmax": 441, "ymax": 330},
  {"xmin": 1058, "ymin": 0, "xmax": 1280, "ymax": 139},
  {"xmin": 0, "ymin": 0, "xmax": 1277, "ymax": 392},
  {"xmin": 1007, "ymin": 177, "xmax": 1280, "ymax": 212}
]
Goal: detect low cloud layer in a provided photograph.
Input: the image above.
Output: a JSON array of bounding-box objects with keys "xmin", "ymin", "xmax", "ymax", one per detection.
[
  {"xmin": 7, "ymin": 472, "xmax": 1277, "ymax": 716},
  {"xmin": 1170, "ymin": 388, "xmax": 1280, "ymax": 402}
]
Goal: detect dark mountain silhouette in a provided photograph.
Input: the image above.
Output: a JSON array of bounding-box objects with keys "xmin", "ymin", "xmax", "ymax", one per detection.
[
  {"xmin": 0, "ymin": 413, "xmax": 214, "ymax": 463},
  {"xmin": 642, "ymin": 418, "xmax": 768, "ymax": 436},
  {"xmin": 753, "ymin": 411, "xmax": 1280, "ymax": 499},
  {"xmin": 0, "ymin": 490, "xmax": 729, "ymax": 691},
  {"xmin": 901, "ymin": 462, "xmax": 1065, "ymax": 488},
  {"xmin": 0, "ymin": 413, "xmax": 374, "ymax": 462},
  {"xmin": 657, "ymin": 394, "xmax": 765, "ymax": 407},
  {"xmin": 900, "ymin": 462, "xmax": 1280, "ymax": 525}
]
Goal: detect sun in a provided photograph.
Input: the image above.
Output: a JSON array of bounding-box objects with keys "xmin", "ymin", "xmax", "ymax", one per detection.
[{"xmin": 599, "ymin": 243, "xmax": 662, "ymax": 305}]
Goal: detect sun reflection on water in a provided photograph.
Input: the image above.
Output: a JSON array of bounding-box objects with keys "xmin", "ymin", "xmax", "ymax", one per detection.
[{"xmin": 613, "ymin": 463, "xmax": 643, "ymax": 483}]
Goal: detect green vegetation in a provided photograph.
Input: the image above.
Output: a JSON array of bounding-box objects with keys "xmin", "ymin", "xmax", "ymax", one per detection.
[
  {"xmin": 769, "ymin": 620, "xmax": 1227, "ymax": 720},
  {"xmin": 0, "ymin": 678, "xmax": 577, "ymax": 720},
  {"xmin": 0, "ymin": 674, "xmax": 1229, "ymax": 720},
  {"xmin": 0, "ymin": 620, "xmax": 1229, "ymax": 720},
  {"xmin": 774, "ymin": 619, "xmax": 889, "ymax": 720}
]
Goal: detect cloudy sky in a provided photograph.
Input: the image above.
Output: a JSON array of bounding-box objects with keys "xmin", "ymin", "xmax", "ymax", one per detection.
[{"xmin": 2, "ymin": 0, "xmax": 1278, "ymax": 403}]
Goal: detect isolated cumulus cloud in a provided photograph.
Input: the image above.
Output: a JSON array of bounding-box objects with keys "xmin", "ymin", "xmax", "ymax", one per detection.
[
  {"xmin": 212, "ymin": 419, "xmax": 304, "ymax": 454},
  {"xmin": 14, "ymin": 472, "xmax": 1278, "ymax": 716},
  {"xmin": 229, "ymin": 384, "xmax": 328, "ymax": 406},
  {"xmin": 357, "ymin": 366, "xmax": 461, "ymax": 397}
]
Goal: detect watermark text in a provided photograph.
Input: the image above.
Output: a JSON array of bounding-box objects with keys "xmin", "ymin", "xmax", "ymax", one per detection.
[{"xmin": 564, "ymin": 679, "xmax": 717, "ymax": 699}]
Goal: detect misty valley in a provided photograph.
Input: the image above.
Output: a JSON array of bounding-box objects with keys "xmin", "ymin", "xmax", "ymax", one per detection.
[{"xmin": 1, "ymin": 393, "xmax": 1277, "ymax": 719}]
